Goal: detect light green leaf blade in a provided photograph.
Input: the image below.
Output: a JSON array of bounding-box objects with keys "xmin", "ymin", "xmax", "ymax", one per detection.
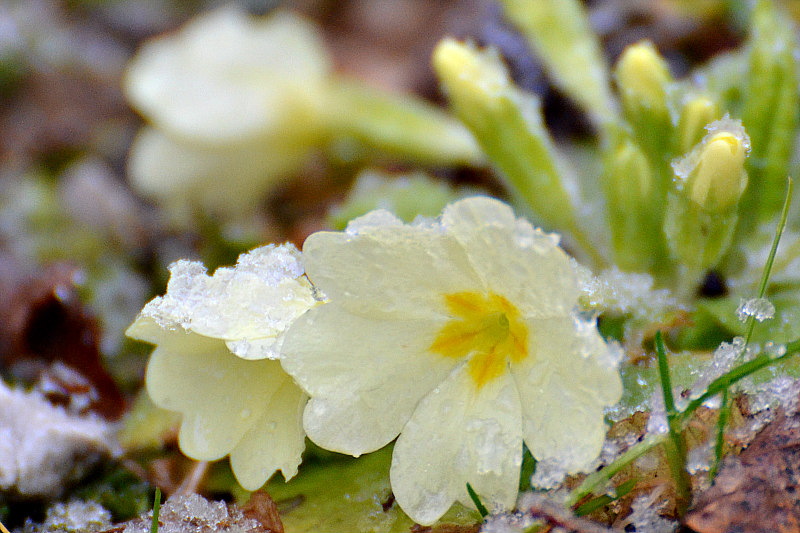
[
  {"xmin": 267, "ymin": 445, "xmax": 480, "ymax": 533},
  {"xmin": 498, "ymin": 0, "xmax": 615, "ymax": 125}
]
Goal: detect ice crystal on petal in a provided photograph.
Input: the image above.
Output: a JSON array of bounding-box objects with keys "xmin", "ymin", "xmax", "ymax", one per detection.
[
  {"xmin": 736, "ymin": 297, "xmax": 776, "ymax": 322},
  {"xmin": 530, "ymin": 457, "xmax": 570, "ymax": 490},
  {"xmin": 135, "ymin": 243, "xmax": 318, "ymax": 360},
  {"xmin": 126, "ymin": 245, "xmax": 312, "ymax": 489}
]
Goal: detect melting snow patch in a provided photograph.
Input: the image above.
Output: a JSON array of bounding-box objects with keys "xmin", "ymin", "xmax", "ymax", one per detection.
[
  {"xmin": 0, "ymin": 380, "xmax": 115, "ymax": 497},
  {"xmin": 23, "ymin": 500, "xmax": 112, "ymax": 533},
  {"xmin": 122, "ymin": 494, "xmax": 262, "ymax": 533}
]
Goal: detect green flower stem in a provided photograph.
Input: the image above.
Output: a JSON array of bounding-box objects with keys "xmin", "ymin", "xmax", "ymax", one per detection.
[
  {"xmin": 321, "ymin": 78, "xmax": 485, "ymax": 166},
  {"xmin": 498, "ymin": 0, "xmax": 615, "ymax": 125},
  {"xmin": 708, "ymin": 387, "xmax": 730, "ymax": 480},
  {"xmin": 433, "ymin": 39, "xmax": 606, "ymax": 269},
  {"xmin": 709, "ymin": 176, "xmax": 792, "ymax": 479},
  {"xmin": 676, "ymin": 339, "xmax": 800, "ymax": 426},
  {"xmin": 740, "ymin": 1, "xmax": 799, "ymax": 226},
  {"xmin": 655, "ymin": 332, "xmax": 691, "ymax": 509}
]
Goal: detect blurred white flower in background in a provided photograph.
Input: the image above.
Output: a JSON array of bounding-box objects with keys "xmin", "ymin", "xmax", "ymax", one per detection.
[{"xmin": 125, "ymin": 8, "xmax": 330, "ymax": 220}]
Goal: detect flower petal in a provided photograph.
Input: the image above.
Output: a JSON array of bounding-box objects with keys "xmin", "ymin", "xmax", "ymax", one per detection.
[
  {"xmin": 301, "ymin": 213, "xmax": 482, "ymax": 320},
  {"xmin": 442, "ymin": 197, "xmax": 580, "ymax": 317},
  {"xmin": 127, "ymin": 128, "xmax": 312, "ymax": 217},
  {"xmin": 145, "ymin": 331, "xmax": 285, "ymax": 460},
  {"xmin": 282, "ymin": 304, "xmax": 455, "ymax": 455},
  {"xmin": 135, "ymin": 244, "xmax": 317, "ymax": 360},
  {"xmin": 390, "ymin": 364, "xmax": 522, "ymax": 525},
  {"xmin": 511, "ymin": 317, "xmax": 621, "ymax": 472},
  {"xmin": 229, "ymin": 375, "xmax": 307, "ymax": 489},
  {"xmin": 125, "ymin": 8, "xmax": 329, "ymax": 144}
]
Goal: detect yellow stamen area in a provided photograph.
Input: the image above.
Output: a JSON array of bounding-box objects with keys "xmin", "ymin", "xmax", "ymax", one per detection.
[{"xmin": 430, "ymin": 291, "xmax": 529, "ymax": 389}]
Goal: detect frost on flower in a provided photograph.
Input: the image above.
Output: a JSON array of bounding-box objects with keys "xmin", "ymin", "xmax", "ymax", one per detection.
[
  {"xmin": 281, "ymin": 197, "xmax": 622, "ymax": 525},
  {"xmin": 126, "ymin": 244, "xmax": 316, "ymax": 489}
]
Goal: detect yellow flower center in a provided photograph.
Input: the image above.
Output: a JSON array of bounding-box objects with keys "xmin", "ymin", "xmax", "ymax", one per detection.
[{"xmin": 430, "ymin": 292, "xmax": 529, "ymax": 388}]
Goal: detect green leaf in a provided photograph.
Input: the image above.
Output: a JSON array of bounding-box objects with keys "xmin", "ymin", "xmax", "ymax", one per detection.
[
  {"xmin": 739, "ymin": 0, "xmax": 800, "ymax": 226},
  {"xmin": 322, "ymin": 78, "xmax": 484, "ymax": 166},
  {"xmin": 695, "ymin": 287, "xmax": 800, "ymax": 345},
  {"xmin": 327, "ymin": 169, "xmax": 475, "ymax": 230},
  {"xmin": 433, "ymin": 39, "xmax": 602, "ymax": 266},
  {"xmin": 267, "ymin": 445, "xmax": 480, "ymax": 533},
  {"xmin": 498, "ymin": 0, "xmax": 614, "ymax": 124}
]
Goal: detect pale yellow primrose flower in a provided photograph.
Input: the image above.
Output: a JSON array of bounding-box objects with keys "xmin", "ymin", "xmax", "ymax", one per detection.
[
  {"xmin": 126, "ymin": 244, "xmax": 317, "ymax": 489},
  {"xmin": 281, "ymin": 197, "xmax": 622, "ymax": 525},
  {"xmin": 125, "ymin": 7, "xmax": 329, "ymax": 218}
]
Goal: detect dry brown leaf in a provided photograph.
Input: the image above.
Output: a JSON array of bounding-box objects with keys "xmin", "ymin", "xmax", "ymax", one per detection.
[
  {"xmin": 241, "ymin": 490, "xmax": 284, "ymax": 533},
  {"xmin": 0, "ymin": 258, "xmax": 125, "ymax": 419},
  {"xmin": 685, "ymin": 408, "xmax": 800, "ymax": 533}
]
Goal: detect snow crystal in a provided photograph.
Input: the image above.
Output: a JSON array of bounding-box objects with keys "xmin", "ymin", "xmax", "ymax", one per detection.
[
  {"xmin": 577, "ymin": 266, "xmax": 679, "ymax": 320},
  {"xmin": 622, "ymin": 492, "xmax": 677, "ymax": 533},
  {"xmin": 687, "ymin": 337, "xmax": 747, "ymax": 402},
  {"xmin": 480, "ymin": 511, "xmax": 536, "ymax": 533},
  {"xmin": 530, "ymin": 458, "xmax": 569, "ymax": 490},
  {"xmin": 747, "ymin": 375, "xmax": 800, "ymax": 415},
  {"xmin": 24, "ymin": 500, "xmax": 112, "ymax": 533},
  {"xmin": 736, "ymin": 297, "xmax": 775, "ymax": 322},
  {"xmin": 646, "ymin": 391, "xmax": 668, "ymax": 435},
  {"xmin": 0, "ymin": 380, "xmax": 114, "ymax": 497},
  {"xmin": 123, "ymin": 494, "xmax": 261, "ymax": 533}
]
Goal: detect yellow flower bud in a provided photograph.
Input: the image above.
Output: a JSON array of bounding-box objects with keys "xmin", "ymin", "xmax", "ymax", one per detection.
[
  {"xmin": 433, "ymin": 38, "xmax": 508, "ymax": 106},
  {"xmin": 676, "ymin": 96, "xmax": 720, "ymax": 154},
  {"xmin": 615, "ymin": 40, "xmax": 671, "ymax": 113},
  {"xmin": 603, "ymin": 132, "xmax": 668, "ymax": 272},
  {"xmin": 610, "ymin": 140, "xmax": 653, "ymax": 205},
  {"xmin": 672, "ymin": 117, "xmax": 750, "ymax": 213},
  {"xmin": 664, "ymin": 117, "xmax": 751, "ymax": 271}
]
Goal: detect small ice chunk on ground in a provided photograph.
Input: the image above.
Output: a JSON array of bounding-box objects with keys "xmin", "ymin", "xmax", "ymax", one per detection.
[
  {"xmin": 687, "ymin": 337, "xmax": 747, "ymax": 401},
  {"xmin": 122, "ymin": 493, "xmax": 261, "ymax": 533},
  {"xmin": 748, "ymin": 375, "xmax": 800, "ymax": 415},
  {"xmin": 646, "ymin": 391, "xmax": 668, "ymax": 436},
  {"xmin": 736, "ymin": 297, "xmax": 775, "ymax": 322},
  {"xmin": 687, "ymin": 441, "xmax": 714, "ymax": 475},
  {"xmin": 0, "ymin": 380, "xmax": 115, "ymax": 497},
  {"xmin": 24, "ymin": 501, "xmax": 112, "ymax": 533},
  {"xmin": 622, "ymin": 492, "xmax": 677, "ymax": 533},
  {"xmin": 480, "ymin": 511, "xmax": 536, "ymax": 533},
  {"xmin": 530, "ymin": 458, "xmax": 569, "ymax": 490},
  {"xmin": 577, "ymin": 266, "xmax": 679, "ymax": 321}
]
